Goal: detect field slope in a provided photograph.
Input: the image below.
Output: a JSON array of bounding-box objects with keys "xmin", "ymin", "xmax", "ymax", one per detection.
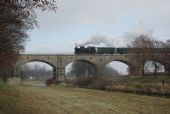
[{"xmin": 15, "ymin": 85, "xmax": 170, "ymax": 114}]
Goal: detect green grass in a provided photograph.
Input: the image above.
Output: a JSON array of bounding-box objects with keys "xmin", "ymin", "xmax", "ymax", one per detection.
[{"xmin": 1, "ymin": 80, "xmax": 170, "ymax": 114}]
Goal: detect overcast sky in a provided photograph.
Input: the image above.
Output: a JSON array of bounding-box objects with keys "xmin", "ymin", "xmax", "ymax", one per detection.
[{"xmin": 25, "ymin": 0, "xmax": 170, "ymax": 53}]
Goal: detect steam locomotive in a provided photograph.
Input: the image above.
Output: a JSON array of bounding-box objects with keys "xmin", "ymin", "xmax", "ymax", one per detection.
[{"xmin": 74, "ymin": 46, "xmax": 128, "ymax": 54}]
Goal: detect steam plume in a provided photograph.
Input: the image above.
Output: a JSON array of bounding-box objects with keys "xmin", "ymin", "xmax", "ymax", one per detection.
[
  {"xmin": 116, "ymin": 24, "xmax": 154, "ymax": 47},
  {"xmin": 124, "ymin": 23, "xmax": 154, "ymax": 41},
  {"xmin": 76, "ymin": 23, "xmax": 154, "ymax": 47},
  {"xmin": 75, "ymin": 33, "xmax": 114, "ymax": 47}
]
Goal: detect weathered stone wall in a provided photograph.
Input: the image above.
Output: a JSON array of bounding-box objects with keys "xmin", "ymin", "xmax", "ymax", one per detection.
[{"xmin": 13, "ymin": 54, "xmax": 133, "ymax": 81}]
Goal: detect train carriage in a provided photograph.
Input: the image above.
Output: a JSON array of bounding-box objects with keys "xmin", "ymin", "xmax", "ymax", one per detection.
[
  {"xmin": 116, "ymin": 48, "xmax": 128, "ymax": 54},
  {"xmin": 97, "ymin": 47, "xmax": 115, "ymax": 54}
]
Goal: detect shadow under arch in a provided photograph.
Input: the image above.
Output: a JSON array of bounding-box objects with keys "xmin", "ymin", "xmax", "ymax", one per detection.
[{"xmin": 76, "ymin": 59, "xmax": 97, "ymax": 67}]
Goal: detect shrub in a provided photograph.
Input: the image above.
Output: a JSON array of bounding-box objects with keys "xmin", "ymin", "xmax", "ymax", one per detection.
[
  {"xmin": 73, "ymin": 76, "xmax": 92, "ymax": 87},
  {"xmin": 45, "ymin": 77, "xmax": 53, "ymax": 86},
  {"xmin": 89, "ymin": 77, "xmax": 112, "ymax": 90}
]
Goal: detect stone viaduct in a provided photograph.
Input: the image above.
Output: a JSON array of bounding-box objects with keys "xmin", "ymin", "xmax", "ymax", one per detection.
[{"xmin": 13, "ymin": 54, "xmax": 168, "ymax": 82}]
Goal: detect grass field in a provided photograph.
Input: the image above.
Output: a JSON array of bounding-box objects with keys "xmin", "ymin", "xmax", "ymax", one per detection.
[
  {"xmin": 1, "ymin": 80, "xmax": 170, "ymax": 114},
  {"xmin": 16, "ymin": 86, "xmax": 170, "ymax": 114}
]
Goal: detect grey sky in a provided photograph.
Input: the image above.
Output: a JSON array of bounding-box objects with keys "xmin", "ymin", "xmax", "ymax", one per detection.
[{"xmin": 25, "ymin": 0, "xmax": 170, "ymax": 53}]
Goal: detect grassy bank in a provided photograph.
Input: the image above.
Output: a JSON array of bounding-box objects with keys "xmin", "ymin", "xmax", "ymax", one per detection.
[
  {"xmin": 1, "ymin": 77, "xmax": 170, "ymax": 114},
  {"xmin": 71, "ymin": 76, "xmax": 170, "ymax": 96},
  {"xmin": 0, "ymin": 81, "xmax": 45, "ymax": 114},
  {"xmin": 0, "ymin": 81, "xmax": 19, "ymax": 114},
  {"xmin": 18, "ymin": 85, "xmax": 170, "ymax": 114},
  {"xmin": 109, "ymin": 76, "xmax": 170, "ymax": 96}
]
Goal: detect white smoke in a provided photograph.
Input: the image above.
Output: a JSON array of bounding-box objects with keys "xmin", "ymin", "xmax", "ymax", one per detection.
[
  {"xmin": 113, "ymin": 36, "xmax": 129, "ymax": 47},
  {"xmin": 75, "ymin": 33, "xmax": 114, "ymax": 47},
  {"xmin": 124, "ymin": 23, "xmax": 154, "ymax": 41},
  {"xmin": 115, "ymin": 23, "xmax": 154, "ymax": 47},
  {"xmin": 76, "ymin": 23, "xmax": 154, "ymax": 47}
]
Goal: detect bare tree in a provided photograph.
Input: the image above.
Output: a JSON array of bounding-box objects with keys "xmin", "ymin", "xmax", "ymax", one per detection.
[
  {"xmin": 149, "ymin": 40, "xmax": 165, "ymax": 77},
  {"xmin": 128, "ymin": 35, "xmax": 153, "ymax": 76},
  {"xmin": 162, "ymin": 40, "xmax": 170, "ymax": 76}
]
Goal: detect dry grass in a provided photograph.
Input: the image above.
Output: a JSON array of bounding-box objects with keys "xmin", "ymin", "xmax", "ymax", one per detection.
[
  {"xmin": 111, "ymin": 82, "xmax": 170, "ymax": 95},
  {"xmin": 15, "ymin": 85, "xmax": 170, "ymax": 114},
  {"xmin": 21, "ymin": 80, "xmax": 45, "ymax": 86},
  {"xmin": 1, "ymin": 79, "xmax": 170, "ymax": 114}
]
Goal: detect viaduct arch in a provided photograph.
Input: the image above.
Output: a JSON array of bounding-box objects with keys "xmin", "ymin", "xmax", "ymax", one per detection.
[
  {"xmin": 13, "ymin": 54, "xmax": 169, "ymax": 82},
  {"xmin": 14, "ymin": 54, "xmax": 132, "ymax": 82}
]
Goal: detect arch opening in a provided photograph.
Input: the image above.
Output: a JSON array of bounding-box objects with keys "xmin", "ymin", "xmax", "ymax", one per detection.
[
  {"xmin": 65, "ymin": 60, "xmax": 96, "ymax": 80},
  {"xmin": 20, "ymin": 61, "xmax": 54, "ymax": 82},
  {"xmin": 144, "ymin": 61, "xmax": 165, "ymax": 75},
  {"xmin": 105, "ymin": 61, "xmax": 129, "ymax": 76}
]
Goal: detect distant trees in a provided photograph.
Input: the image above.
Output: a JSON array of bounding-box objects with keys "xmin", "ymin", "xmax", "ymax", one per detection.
[
  {"xmin": 69, "ymin": 62, "xmax": 95, "ymax": 78},
  {"xmin": 0, "ymin": 0, "xmax": 57, "ymax": 81},
  {"xmin": 103, "ymin": 65, "xmax": 120, "ymax": 76},
  {"xmin": 21, "ymin": 64, "xmax": 53, "ymax": 80},
  {"xmin": 68, "ymin": 61, "xmax": 120, "ymax": 79}
]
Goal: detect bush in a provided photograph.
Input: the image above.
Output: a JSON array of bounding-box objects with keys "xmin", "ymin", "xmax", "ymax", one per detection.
[
  {"xmin": 88, "ymin": 77, "xmax": 112, "ymax": 90},
  {"xmin": 73, "ymin": 76, "xmax": 93, "ymax": 87},
  {"xmin": 45, "ymin": 77, "xmax": 53, "ymax": 86}
]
